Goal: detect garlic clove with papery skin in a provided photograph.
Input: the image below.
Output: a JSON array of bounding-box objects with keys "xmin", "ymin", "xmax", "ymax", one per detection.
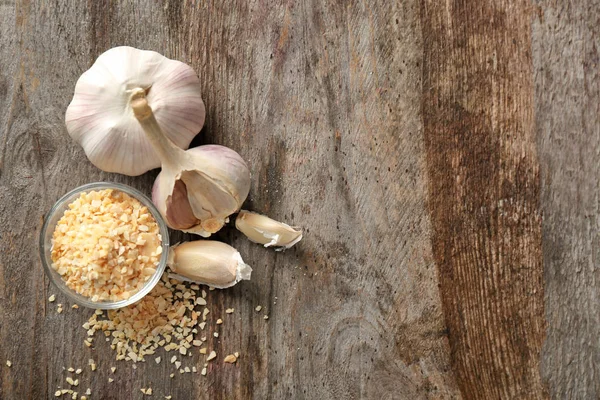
[
  {"xmin": 131, "ymin": 89, "xmax": 250, "ymax": 237},
  {"xmin": 167, "ymin": 241, "xmax": 251, "ymax": 288},
  {"xmin": 235, "ymin": 210, "xmax": 303, "ymax": 250},
  {"xmin": 65, "ymin": 46, "xmax": 205, "ymax": 176}
]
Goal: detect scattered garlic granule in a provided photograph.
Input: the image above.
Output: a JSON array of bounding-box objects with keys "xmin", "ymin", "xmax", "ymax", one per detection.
[
  {"xmin": 85, "ymin": 273, "xmax": 203, "ymax": 362},
  {"xmin": 206, "ymin": 351, "xmax": 216, "ymax": 361},
  {"xmin": 195, "ymin": 298, "xmax": 207, "ymax": 306},
  {"xmin": 224, "ymin": 354, "xmax": 237, "ymax": 363},
  {"xmin": 6, "ymin": 360, "xmax": 12, "ymax": 367},
  {"xmin": 51, "ymin": 189, "xmax": 162, "ymax": 302},
  {"xmin": 49, "ymin": 294, "xmax": 56, "ymax": 302},
  {"xmin": 225, "ymin": 308, "xmax": 234, "ymax": 314}
]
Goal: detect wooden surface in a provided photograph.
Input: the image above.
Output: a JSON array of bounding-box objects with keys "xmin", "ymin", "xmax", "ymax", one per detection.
[
  {"xmin": 421, "ymin": 0, "xmax": 547, "ymax": 398},
  {"xmin": 534, "ymin": 1, "xmax": 600, "ymax": 399},
  {"xmin": 0, "ymin": 1, "xmax": 597, "ymax": 399}
]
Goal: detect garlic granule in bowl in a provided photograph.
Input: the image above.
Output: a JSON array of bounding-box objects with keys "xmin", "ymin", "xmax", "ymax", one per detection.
[{"xmin": 40, "ymin": 182, "xmax": 170, "ymax": 309}]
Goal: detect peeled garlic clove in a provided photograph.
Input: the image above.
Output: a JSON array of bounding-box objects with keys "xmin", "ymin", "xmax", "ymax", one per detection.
[
  {"xmin": 133, "ymin": 91, "xmax": 250, "ymax": 237},
  {"xmin": 235, "ymin": 210, "xmax": 302, "ymax": 249},
  {"xmin": 65, "ymin": 46, "xmax": 205, "ymax": 176},
  {"xmin": 167, "ymin": 241, "xmax": 251, "ymax": 288}
]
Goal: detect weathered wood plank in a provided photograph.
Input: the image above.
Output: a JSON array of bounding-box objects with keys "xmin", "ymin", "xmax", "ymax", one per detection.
[
  {"xmin": 0, "ymin": 1, "xmax": 459, "ymax": 399},
  {"xmin": 533, "ymin": 1, "xmax": 600, "ymax": 398},
  {"xmin": 420, "ymin": 0, "xmax": 547, "ymax": 398}
]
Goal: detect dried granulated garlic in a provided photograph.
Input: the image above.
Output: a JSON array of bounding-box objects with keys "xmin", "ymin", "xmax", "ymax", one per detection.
[{"xmin": 51, "ymin": 189, "xmax": 162, "ymax": 302}]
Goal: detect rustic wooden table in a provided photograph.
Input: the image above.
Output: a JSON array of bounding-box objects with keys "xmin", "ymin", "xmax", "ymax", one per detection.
[{"xmin": 0, "ymin": 1, "xmax": 598, "ymax": 399}]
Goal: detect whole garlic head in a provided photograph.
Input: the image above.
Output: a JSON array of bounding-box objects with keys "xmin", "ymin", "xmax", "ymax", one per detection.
[
  {"xmin": 65, "ymin": 46, "xmax": 205, "ymax": 176},
  {"xmin": 130, "ymin": 90, "xmax": 250, "ymax": 237}
]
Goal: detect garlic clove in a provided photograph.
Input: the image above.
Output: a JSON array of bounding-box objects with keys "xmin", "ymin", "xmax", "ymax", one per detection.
[
  {"xmin": 167, "ymin": 241, "xmax": 251, "ymax": 288},
  {"xmin": 235, "ymin": 210, "xmax": 302, "ymax": 249},
  {"xmin": 66, "ymin": 46, "xmax": 205, "ymax": 176}
]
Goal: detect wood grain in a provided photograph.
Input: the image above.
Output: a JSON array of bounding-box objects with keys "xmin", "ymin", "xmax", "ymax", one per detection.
[
  {"xmin": 420, "ymin": 0, "xmax": 547, "ymax": 398},
  {"xmin": 2, "ymin": 0, "xmax": 599, "ymax": 399},
  {"xmin": 0, "ymin": 0, "xmax": 459, "ymax": 399},
  {"xmin": 533, "ymin": 1, "xmax": 600, "ymax": 398}
]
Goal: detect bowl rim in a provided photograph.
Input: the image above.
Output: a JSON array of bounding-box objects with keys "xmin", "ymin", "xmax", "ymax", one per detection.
[{"xmin": 39, "ymin": 181, "xmax": 170, "ymax": 310}]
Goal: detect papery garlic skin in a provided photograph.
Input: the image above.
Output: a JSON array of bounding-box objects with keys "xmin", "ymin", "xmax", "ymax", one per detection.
[
  {"xmin": 235, "ymin": 210, "xmax": 302, "ymax": 249},
  {"xmin": 65, "ymin": 46, "xmax": 205, "ymax": 176},
  {"xmin": 167, "ymin": 241, "xmax": 252, "ymax": 288},
  {"xmin": 152, "ymin": 145, "xmax": 251, "ymax": 237},
  {"xmin": 130, "ymin": 90, "xmax": 250, "ymax": 237}
]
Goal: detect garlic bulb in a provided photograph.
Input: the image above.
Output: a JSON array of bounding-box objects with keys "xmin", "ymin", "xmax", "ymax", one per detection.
[
  {"xmin": 130, "ymin": 89, "xmax": 251, "ymax": 237},
  {"xmin": 65, "ymin": 46, "xmax": 205, "ymax": 176},
  {"xmin": 235, "ymin": 210, "xmax": 302, "ymax": 249},
  {"xmin": 167, "ymin": 241, "xmax": 251, "ymax": 288}
]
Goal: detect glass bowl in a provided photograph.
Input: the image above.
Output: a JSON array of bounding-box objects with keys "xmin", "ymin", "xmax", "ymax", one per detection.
[{"xmin": 39, "ymin": 182, "xmax": 170, "ymax": 310}]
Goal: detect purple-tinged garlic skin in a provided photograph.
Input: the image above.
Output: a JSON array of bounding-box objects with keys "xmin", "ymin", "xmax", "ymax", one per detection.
[{"xmin": 151, "ymin": 145, "xmax": 250, "ymax": 237}]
